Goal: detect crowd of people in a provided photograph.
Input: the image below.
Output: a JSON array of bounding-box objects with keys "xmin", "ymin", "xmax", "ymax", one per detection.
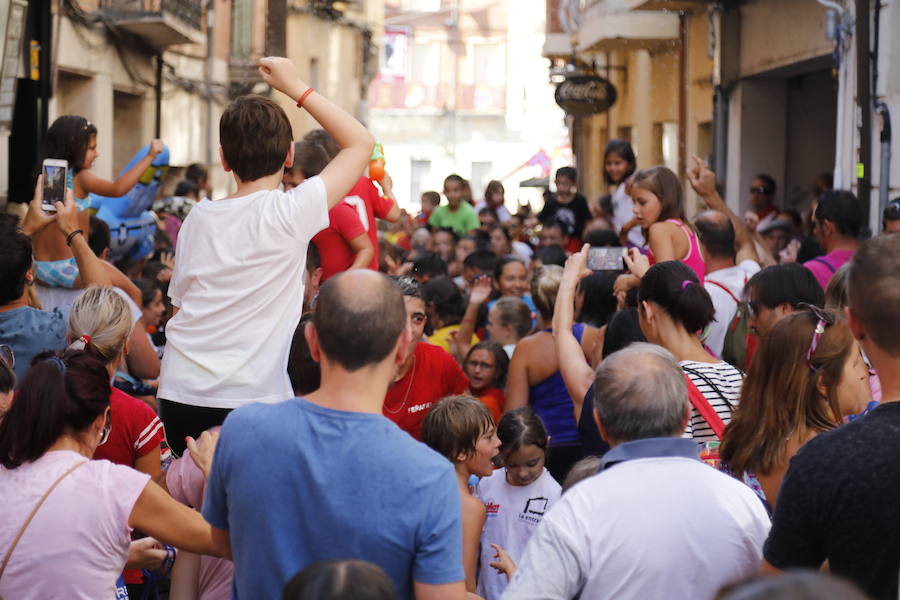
[{"xmin": 1, "ymin": 55, "xmax": 899, "ymax": 600}]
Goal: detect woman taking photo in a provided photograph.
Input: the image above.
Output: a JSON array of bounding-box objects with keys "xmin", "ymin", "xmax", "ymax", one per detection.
[
  {"xmin": 0, "ymin": 351, "xmax": 224, "ymax": 598},
  {"xmin": 721, "ymin": 307, "xmax": 871, "ymax": 508}
]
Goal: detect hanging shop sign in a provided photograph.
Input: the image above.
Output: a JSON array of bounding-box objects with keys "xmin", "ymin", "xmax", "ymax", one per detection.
[{"xmin": 555, "ymin": 74, "xmax": 617, "ymax": 116}]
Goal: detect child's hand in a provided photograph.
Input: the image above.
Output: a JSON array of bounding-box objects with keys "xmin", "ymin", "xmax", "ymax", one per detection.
[
  {"xmin": 149, "ymin": 139, "xmax": 165, "ymax": 158},
  {"xmin": 186, "ymin": 429, "xmax": 220, "ymax": 480},
  {"xmin": 489, "ymin": 543, "xmax": 516, "ymax": 580},
  {"xmin": 258, "ymin": 57, "xmax": 306, "ymax": 99},
  {"xmin": 468, "ymin": 275, "xmax": 493, "ymax": 305},
  {"xmin": 563, "ymin": 244, "xmax": 592, "ymax": 287},
  {"xmin": 623, "ymin": 247, "xmax": 650, "ymax": 279}
]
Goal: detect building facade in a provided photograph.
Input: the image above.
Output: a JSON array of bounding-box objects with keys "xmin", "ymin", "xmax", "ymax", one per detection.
[
  {"xmin": 547, "ymin": 0, "xmax": 900, "ymax": 233},
  {"xmin": 0, "ymin": 0, "xmax": 383, "ymax": 205},
  {"xmin": 368, "ymin": 0, "xmax": 569, "ymax": 212}
]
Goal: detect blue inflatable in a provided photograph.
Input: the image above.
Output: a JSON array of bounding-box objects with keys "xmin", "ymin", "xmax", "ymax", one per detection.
[{"xmin": 90, "ymin": 144, "xmax": 170, "ymax": 262}]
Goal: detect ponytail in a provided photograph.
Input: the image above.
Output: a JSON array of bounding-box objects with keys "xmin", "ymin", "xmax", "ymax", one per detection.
[
  {"xmin": 638, "ymin": 261, "xmax": 714, "ymax": 333},
  {"xmin": 0, "ymin": 351, "xmax": 110, "ymax": 468}
]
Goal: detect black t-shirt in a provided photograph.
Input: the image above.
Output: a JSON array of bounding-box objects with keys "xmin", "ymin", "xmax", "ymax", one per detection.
[
  {"xmin": 764, "ymin": 401, "xmax": 900, "ymax": 600},
  {"xmin": 578, "ymin": 384, "xmax": 610, "ymax": 457},
  {"xmin": 539, "ymin": 193, "xmax": 591, "ymax": 239}
]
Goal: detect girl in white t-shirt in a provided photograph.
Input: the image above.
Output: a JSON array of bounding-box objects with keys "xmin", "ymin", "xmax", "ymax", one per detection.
[{"xmin": 475, "ymin": 407, "xmax": 561, "ymax": 600}]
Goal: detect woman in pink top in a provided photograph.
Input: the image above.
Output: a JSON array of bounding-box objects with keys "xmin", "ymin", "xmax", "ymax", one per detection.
[
  {"xmin": 614, "ymin": 166, "xmax": 706, "ymax": 300},
  {"xmin": 0, "ymin": 351, "xmax": 226, "ymax": 600}
]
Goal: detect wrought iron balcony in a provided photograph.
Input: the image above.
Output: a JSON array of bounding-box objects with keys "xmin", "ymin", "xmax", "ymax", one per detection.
[{"xmin": 99, "ymin": 0, "xmax": 205, "ymax": 49}]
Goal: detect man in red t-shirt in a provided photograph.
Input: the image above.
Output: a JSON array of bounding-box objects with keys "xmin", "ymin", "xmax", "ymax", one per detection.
[
  {"xmin": 313, "ymin": 202, "xmax": 375, "ymax": 281},
  {"xmin": 385, "ymin": 277, "xmax": 468, "ymax": 440},
  {"xmin": 302, "ymin": 129, "xmax": 401, "ymax": 270}
]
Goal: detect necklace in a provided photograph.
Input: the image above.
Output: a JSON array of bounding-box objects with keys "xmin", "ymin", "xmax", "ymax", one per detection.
[{"xmin": 384, "ymin": 356, "xmax": 416, "ymax": 415}]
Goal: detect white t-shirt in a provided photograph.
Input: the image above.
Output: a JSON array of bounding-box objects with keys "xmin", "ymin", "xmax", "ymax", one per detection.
[
  {"xmin": 610, "ymin": 183, "xmax": 645, "ymax": 247},
  {"xmin": 475, "ymin": 201, "xmax": 513, "ymax": 223},
  {"xmin": 475, "ymin": 468, "xmax": 561, "ymax": 600},
  {"xmin": 159, "ymin": 177, "xmax": 329, "ymax": 408},
  {"xmin": 680, "ymin": 360, "xmax": 744, "ymax": 442},
  {"xmin": 704, "ymin": 259, "xmax": 760, "ymax": 357},
  {"xmin": 501, "ymin": 456, "xmax": 770, "ymax": 600},
  {"xmin": 0, "ymin": 451, "xmax": 150, "ymax": 599}
]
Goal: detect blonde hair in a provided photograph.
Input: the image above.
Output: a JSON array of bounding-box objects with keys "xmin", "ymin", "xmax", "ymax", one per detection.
[
  {"xmin": 67, "ymin": 286, "xmax": 133, "ymax": 365},
  {"xmin": 531, "ymin": 265, "xmax": 563, "ymax": 321}
]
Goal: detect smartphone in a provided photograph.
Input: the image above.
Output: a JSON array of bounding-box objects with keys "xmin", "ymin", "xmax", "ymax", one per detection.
[
  {"xmin": 41, "ymin": 158, "xmax": 68, "ymax": 213},
  {"xmin": 587, "ymin": 246, "xmax": 626, "ymax": 271}
]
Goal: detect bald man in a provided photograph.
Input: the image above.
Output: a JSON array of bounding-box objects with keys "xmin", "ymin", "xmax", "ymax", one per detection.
[{"xmin": 203, "ymin": 270, "xmax": 467, "ymax": 600}]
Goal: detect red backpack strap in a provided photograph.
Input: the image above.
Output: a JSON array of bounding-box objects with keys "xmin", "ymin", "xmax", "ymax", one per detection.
[
  {"xmin": 684, "ymin": 373, "xmax": 727, "ymax": 440},
  {"xmin": 706, "ymin": 279, "xmax": 741, "ymax": 304}
]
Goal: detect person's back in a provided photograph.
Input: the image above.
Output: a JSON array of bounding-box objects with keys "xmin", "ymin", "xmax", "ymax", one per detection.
[
  {"xmin": 158, "ymin": 59, "xmax": 375, "ymax": 454},
  {"xmin": 531, "ymin": 453, "xmax": 768, "ymax": 600},
  {"xmin": 203, "ymin": 398, "xmax": 458, "ymax": 599},
  {"xmin": 202, "ymin": 270, "xmax": 465, "ymax": 600}
]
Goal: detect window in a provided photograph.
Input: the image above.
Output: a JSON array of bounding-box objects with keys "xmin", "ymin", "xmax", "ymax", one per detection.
[
  {"xmin": 473, "ymin": 43, "xmax": 504, "ymax": 85},
  {"xmin": 410, "ymin": 43, "xmax": 439, "ymax": 85},
  {"xmin": 410, "ymin": 159, "xmax": 432, "ymax": 205},
  {"xmin": 231, "ymin": 0, "xmax": 253, "ymax": 59},
  {"xmin": 471, "ymin": 161, "xmax": 492, "ymax": 199}
]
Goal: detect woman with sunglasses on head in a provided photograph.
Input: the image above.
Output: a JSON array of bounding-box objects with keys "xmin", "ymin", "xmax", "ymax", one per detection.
[
  {"xmin": 65, "ymin": 286, "xmax": 168, "ymax": 596},
  {"xmin": 720, "ymin": 306, "xmax": 871, "ymax": 509},
  {"xmin": 0, "ymin": 351, "xmax": 225, "ymax": 599}
]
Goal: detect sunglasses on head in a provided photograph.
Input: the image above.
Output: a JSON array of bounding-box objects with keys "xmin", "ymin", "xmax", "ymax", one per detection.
[
  {"xmin": 884, "ymin": 200, "xmax": 900, "ymax": 220},
  {"xmin": 800, "ymin": 304, "xmax": 836, "ymax": 371},
  {"xmin": 749, "ymin": 186, "xmax": 770, "ymax": 195}
]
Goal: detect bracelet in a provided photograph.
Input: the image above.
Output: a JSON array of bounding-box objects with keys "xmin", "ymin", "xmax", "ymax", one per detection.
[
  {"xmin": 65, "ymin": 229, "xmax": 84, "ymax": 246},
  {"xmin": 296, "ymin": 87, "xmax": 314, "ymax": 108}
]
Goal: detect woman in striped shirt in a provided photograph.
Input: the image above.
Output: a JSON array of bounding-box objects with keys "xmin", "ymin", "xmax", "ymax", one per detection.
[{"xmin": 635, "ymin": 260, "xmax": 743, "ymax": 442}]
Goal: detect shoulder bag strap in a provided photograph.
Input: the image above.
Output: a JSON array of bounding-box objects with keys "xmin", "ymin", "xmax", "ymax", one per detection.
[
  {"xmin": 0, "ymin": 460, "xmax": 87, "ymax": 581},
  {"xmin": 706, "ymin": 279, "xmax": 741, "ymax": 305},
  {"xmin": 812, "ymin": 256, "xmax": 837, "ymax": 274},
  {"xmin": 683, "ymin": 374, "xmax": 727, "ymax": 440},
  {"xmin": 682, "ymin": 364, "xmax": 738, "ymax": 410}
]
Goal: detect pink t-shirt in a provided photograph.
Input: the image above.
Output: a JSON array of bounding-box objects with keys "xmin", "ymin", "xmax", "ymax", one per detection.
[
  {"xmin": 167, "ymin": 440, "xmax": 234, "ymax": 600},
  {"xmin": 0, "ymin": 451, "xmax": 149, "ymax": 599},
  {"xmin": 803, "ymin": 249, "xmax": 854, "ymax": 290}
]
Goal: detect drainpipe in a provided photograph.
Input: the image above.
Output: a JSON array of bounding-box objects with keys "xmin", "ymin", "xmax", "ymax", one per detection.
[
  {"xmin": 855, "ymin": 0, "xmax": 871, "ymax": 237},
  {"xmin": 205, "ymin": 0, "xmax": 214, "ymax": 167},
  {"xmin": 677, "ymin": 13, "xmax": 687, "ymax": 187},
  {"xmin": 155, "ymin": 54, "xmax": 162, "ymax": 138},
  {"xmin": 876, "ymin": 102, "xmax": 891, "ymax": 220}
]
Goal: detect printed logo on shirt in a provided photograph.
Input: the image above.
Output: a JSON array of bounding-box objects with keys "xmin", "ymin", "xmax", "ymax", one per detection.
[
  {"xmin": 485, "ymin": 501, "xmax": 501, "ymax": 515},
  {"xmin": 408, "ymin": 402, "xmax": 433, "ymax": 414},
  {"xmin": 518, "ymin": 497, "xmax": 550, "ymax": 525}
]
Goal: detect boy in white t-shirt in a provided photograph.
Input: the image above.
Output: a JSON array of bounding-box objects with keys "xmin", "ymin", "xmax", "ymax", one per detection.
[{"xmin": 158, "ymin": 57, "xmax": 374, "ymax": 456}]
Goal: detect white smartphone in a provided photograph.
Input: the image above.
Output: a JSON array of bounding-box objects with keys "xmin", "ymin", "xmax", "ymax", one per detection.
[{"xmin": 41, "ymin": 158, "xmax": 68, "ymax": 212}]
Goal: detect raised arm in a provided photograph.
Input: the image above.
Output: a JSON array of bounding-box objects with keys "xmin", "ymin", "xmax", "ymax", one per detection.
[
  {"xmin": 504, "ymin": 343, "xmax": 530, "ymax": 412},
  {"xmin": 377, "ymin": 172, "xmax": 402, "ymax": 222},
  {"xmin": 454, "ymin": 276, "xmax": 492, "ymax": 362},
  {"xmin": 77, "ymin": 140, "xmax": 164, "ymax": 198},
  {"xmin": 553, "ymin": 245, "xmax": 596, "ymax": 423},
  {"xmin": 686, "ymin": 155, "xmax": 760, "ymax": 265},
  {"xmin": 259, "ymin": 57, "xmax": 374, "ymax": 209}
]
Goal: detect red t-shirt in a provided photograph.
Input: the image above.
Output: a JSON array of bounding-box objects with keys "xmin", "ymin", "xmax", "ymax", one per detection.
[
  {"xmin": 94, "ymin": 387, "xmax": 164, "ymax": 467},
  {"xmin": 93, "ymin": 387, "xmax": 164, "ymax": 585},
  {"xmin": 312, "ymin": 202, "xmax": 368, "ymax": 281},
  {"xmin": 383, "ymin": 342, "xmax": 469, "ymax": 440},
  {"xmin": 344, "ymin": 176, "xmax": 395, "ymax": 270}
]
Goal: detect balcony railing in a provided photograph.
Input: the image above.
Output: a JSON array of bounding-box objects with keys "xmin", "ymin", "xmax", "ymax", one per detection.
[{"xmin": 99, "ymin": 0, "xmax": 204, "ymax": 48}]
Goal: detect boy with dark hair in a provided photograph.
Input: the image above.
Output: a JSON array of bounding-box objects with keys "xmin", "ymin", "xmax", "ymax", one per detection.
[
  {"xmin": 429, "ymin": 174, "xmax": 480, "ymax": 237},
  {"xmin": 302, "ymin": 128, "xmax": 401, "ymax": 272},
  {"xmin": 384, "ymin": 276, "xmax": 469, "ymax": 440},
  {"xmin": 539, "ymin": 167, "xmax": 591, "ymax": 252},
  {"xmin": 158, "ymin": 57, "xmax": 375, "ymax": 456},
  {"xmin": 744, "ymin": 263, "xmax": 824, "ymax": 338}
]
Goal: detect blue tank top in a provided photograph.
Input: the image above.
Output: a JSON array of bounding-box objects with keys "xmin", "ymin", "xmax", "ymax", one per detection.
[{"xmin": 528, "ymin": 323, "xmax": 585, "ymax": 446}]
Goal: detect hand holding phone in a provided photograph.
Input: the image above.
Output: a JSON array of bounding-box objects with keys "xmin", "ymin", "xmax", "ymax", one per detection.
[{"xmin": 41, "ymin": 159, "xmax": 68, "ymax": 213}]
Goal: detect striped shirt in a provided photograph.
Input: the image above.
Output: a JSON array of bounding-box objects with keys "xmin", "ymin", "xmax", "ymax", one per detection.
[{"xmin": 680, "ymin": 360, "xmax": 743, "ymax": 442}]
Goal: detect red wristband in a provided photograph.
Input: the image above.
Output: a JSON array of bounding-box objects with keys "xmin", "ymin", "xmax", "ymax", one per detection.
[{"xmin": 296, "ymin": 87, "xmax": 314, "ymax": 108}]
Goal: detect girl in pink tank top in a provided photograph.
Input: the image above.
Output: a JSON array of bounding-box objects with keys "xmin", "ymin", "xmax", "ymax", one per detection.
[{"xmin": 631, "ymin": 167, "xmax": 706, "ymax": 283}]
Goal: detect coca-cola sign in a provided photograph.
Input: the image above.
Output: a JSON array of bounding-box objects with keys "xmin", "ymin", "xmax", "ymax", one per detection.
[{"xmin": 555, "ymin": 75, "xmax": 617, "ymax": 116}]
